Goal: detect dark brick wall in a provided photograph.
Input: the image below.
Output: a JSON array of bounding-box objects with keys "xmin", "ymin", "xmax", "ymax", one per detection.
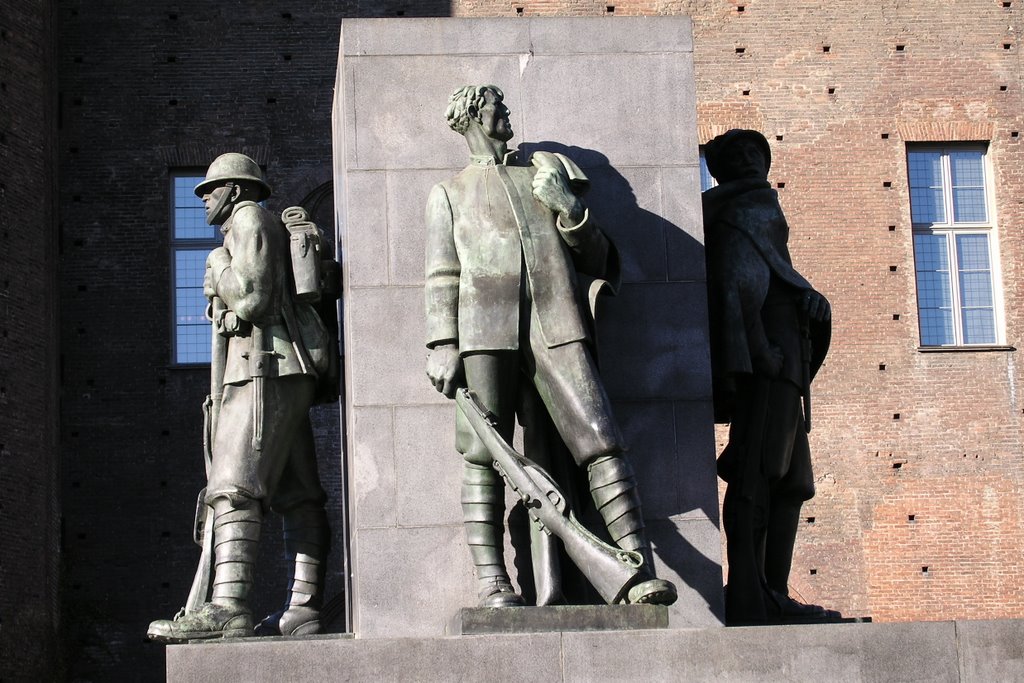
[
  {"xmin": 51, "ymin": 0, "xmax": 1024, "ymax": 679},
  {"xmin": 56, "ymin": 2, "xmax": 347, "ymax": 680},
  {"xmin": 0, "ymin": 1, "xmax": 61, "ymax": 681}
]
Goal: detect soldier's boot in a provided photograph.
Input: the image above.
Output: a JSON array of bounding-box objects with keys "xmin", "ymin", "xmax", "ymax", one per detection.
[
  {"xmin": 147, "ymin": 500, "xmax": 260, "ymax": 642},
  {"xmin": 463, "ymin": 463, "xmax": 524, "ymax": 607},
  {"xmin": 255, "ymin": 506, "xmax": 330, "ymax": 637},
  {"xmin": 587, "ymin": 454, "xmax": 678, "ymax": 606}
]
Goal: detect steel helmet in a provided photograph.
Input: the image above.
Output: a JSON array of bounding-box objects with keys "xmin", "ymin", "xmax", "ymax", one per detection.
[{"xmin": 194, "ymin": 152, "xmax": 272, "ymax": 200}]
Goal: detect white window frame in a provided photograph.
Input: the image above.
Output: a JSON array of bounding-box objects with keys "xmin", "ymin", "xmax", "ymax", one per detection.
[
  {"xmin": 907, "ymin": 143, "xmax": 1005, "ymax": 348},
  {"xmin": 170, "ymin": 170, "xmax": 221, "ymax": 365}
]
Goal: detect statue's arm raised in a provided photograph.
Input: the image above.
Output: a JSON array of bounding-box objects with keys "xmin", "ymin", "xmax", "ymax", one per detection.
[{"xmin": 531, "ymin": 153, "xmax": 618, "ymax": 284}]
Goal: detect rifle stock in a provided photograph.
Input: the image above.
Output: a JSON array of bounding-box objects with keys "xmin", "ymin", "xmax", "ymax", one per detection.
[{"xmin": 455, "ymin": 388, "xmax": 644, "ymax": 604}]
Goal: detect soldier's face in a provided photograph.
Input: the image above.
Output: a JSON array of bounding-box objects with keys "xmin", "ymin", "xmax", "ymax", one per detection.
[
  {"xmin": 202, "ymin": 186, "xmax": 232, "ymax": 225},
  {"xmin": 721, "ymin": 140, "xmax": 768, "ymax": 180},
  {"xmin": 476, "ymin": 88, "xmax": 513, "ymax": 143}
]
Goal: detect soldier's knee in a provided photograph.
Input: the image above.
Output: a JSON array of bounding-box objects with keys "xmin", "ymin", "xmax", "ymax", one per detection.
[
  {"xmin": 206, "ymin": 489, "xmax": 263, "ymax": 514},
  {"xmin": 460, "ymin": 444, "xmax": 494, "ymax": 468}
]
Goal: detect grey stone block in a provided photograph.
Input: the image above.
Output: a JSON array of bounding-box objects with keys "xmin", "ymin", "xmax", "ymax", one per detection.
[
  {"xmin": 341, "ymin": 17, "xmax": 534, "ymax": 57},
  {"xmin": 349, "ymin": 406, "xmax": 396, "ymax": 529},
  {"xmin": 650, "ymin": 516, "xmax": 725, "ymax": 628},
  {"xmin": 957, "ymin": 619, "xmax": 1024, "ymax": 682},
  {"xmin": 386, "ymin": 169, "xmax": 452, "ymax": 287},
  {"xmin": 612, "ymin": 400, "xmax": 678, "ymax": 519},
  {"xmin": 663, "ymin": 163, "xmax": 707, "ymax": 282},
  {"xmin": 597, "ymin": 281, "xmax": 713, "ymax": 402},
  {"xmin": 345, "ymin": 287, "xmax": 439, "ymax": 407},
  {"xmin": 339, "ymin": 170, "xmax": 388, "ymax": 288},
  {"xmin": 333, "ymin": 17, "xmax": 716, "ymax": 639},
  {"xmin": 343, "ymin": 55, "xmax": 522, "ymax": 171},
  {"xmin": 615, "ymin": 400, "xmax": 716, "ymax": 520},
  {"xmin": 352, "ymin": 525, "xmax": 474, "ymax": 637},
  {"xmin": 168, "ymin": 632, "xmax": 563, "ymax": 683},
  {"xmin": 393, "ymin": 404, "xmax": 462, "ymax": 527},
  {"xmin": 526, "ymin": 16, "xmax": 693, "ymax": 55},
  {"xmin": 521, "ymin": 55, "xmax": 698, "ymax": 168},
  {"xmin": 583, "ymin": 165, "xmax": 669, "ymax": 284},
  {"xmin": 674, "ymin": 400, "xmax": 720, "ymax": 521},
  {"xmin": 452, "ymin": 604, "xmax": 668, "ymax": 635},
  {"xmin": 562, "ymin": 621, "xmax": 959, "ymax": 682}
]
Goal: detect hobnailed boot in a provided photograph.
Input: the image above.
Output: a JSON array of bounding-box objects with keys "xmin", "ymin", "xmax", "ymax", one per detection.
[
  {"xmin": 587, "ymin": 454, "xmax": 678, "ymax": 606},
  {"xmin": 147, "ymin": 500, "xmax": 261, "ymax": 642},
  {"xmin": 462, "ymin": 462, "xmax": 524, "ymax": 607},
  {"xmin": 256, "ymin": 506, "xmax": 330, "ymax": 636}
]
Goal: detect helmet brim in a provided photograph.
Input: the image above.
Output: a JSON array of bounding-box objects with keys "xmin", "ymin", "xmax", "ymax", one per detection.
[{"xmin": 193, "ymin": 177, "xmax": 272, "ymax": 201}]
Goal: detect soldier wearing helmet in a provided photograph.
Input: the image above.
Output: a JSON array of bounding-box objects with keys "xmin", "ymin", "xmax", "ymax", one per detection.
[{"xmin": 148, "ymin": 153, "xmax": 332, "ymax": 642}]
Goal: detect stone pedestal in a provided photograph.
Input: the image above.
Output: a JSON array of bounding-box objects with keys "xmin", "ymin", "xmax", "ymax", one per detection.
[
  {"xmin": 332, "ymin": 16, "xmax": 720, "ymax": 638},
  {"xmin": 167, "ymin": 619, "xmax": 1024, "ymax": 682},
  {"xmin": 451, "ymin": 604, "xmax": 668, "ymax": 635}
]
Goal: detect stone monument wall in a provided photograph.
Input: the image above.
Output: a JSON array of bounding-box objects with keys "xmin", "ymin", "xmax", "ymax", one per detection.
[{"xmin": 333, "ymin": 16, "xmax": 721, "ymax": 637}]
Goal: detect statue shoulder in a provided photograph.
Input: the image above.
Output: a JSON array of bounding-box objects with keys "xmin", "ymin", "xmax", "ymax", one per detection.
[{"xmin": 228, "ymin": 201, "xmax": 281, "ymax": 241}]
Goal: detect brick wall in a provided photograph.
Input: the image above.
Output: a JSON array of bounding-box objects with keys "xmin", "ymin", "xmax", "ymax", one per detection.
[
  {"xmin": 683, "ymin": 0, "xmax": 1024, "ymax": 622},
  {"xmin": 52, "ymin": 0, "xmax": 1024, "ymax": 678},
  {"xmin": 56, "ymin": 3, "xmax": 346, "ymax": 679},
  {"xmin": 0, "ymin": 1, "xmax": 61, "ymax": 681}
]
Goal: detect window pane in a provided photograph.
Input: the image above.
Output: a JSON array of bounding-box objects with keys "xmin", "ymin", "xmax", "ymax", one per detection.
[
  {"xmin": 956, "ymin": 233, "xmax": 996, "ymax": 344},
  {"xmin": 176, "ymin": 324, "xmax": 211, "ymax": 364},
  {"xmin": 962, "ymin": 309, "xmax": 996, "ymax": 345},
  {"xmin": 174, "ymin": 176, "xmax": 216, "ymax": 240},
  {"xmin": 908, "ymin": 151, "xmax": 946, "ymax": 224},
  {"xmin": 949, "ymin": 151, "xmax": 987, "ymax": 222},
  {"xmin": 956, "ymin": 233, "xmax": 991, "ymax": 271},
  {"xmin": 174, "ymin": 248, "xmax": 212, "ymax": 363},
  {"xmin": 175, "ymin": 249, "xmax": 210, "ymax": 288},
  {"xmin": 699, "ymin": 153, "xmax": 716, "ymax": 192},
  {"xmin": 914, "ymin": 234, "xmax": 955, "ymax": 345},
  {"xmin": 919, "ymin": 308, "xmax": 955, "ymax": 346}
]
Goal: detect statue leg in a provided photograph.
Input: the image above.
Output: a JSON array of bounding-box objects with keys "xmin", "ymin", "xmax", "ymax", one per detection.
[
  {"xmin": 259, "ymin": 406, "xmax": 330, "ymax": 636},
  {"xmin": 147, "ymin": 496, "xmax": 261, "ymax": 642},
  {"xmin": 722, "ymin": 481, "xmax": 769, "ymax": 625},
  {"xmin": 523, "ymin": 325, "xmax": 676, "ymax": 605},
  {"xmin": 585, "ymin": 453, "xmax": 677, "ymax": 605},
  {"xmin": 255, "ymin": 505, "xmax": 329, "ymax": 636},
  {"xmin": 720, "ymin": 376, "xmax": 773, "ymax": 625},
  {"xmin": 460, "ymin": 352, "xmax": 524, "ymax": 607},
  {"xmin": 762, "ymin": 416, "xmax": 838, "ymax": 621}
]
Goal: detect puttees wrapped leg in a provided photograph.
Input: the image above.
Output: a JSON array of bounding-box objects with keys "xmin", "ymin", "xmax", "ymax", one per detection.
[
  {"xmin": 146, "ymin": 498, "xmax": 260, "ymax": 642},
  {"xmin": 462, "ymin": 462, "xmax": 524, "ymax": 607},
  {"xmin": 256, "ymin": 505, "xmax": 329, "ymax": 636},
  {"xmin": 587, "ymin": 454, "xmax": 677, "ymax": 605}
]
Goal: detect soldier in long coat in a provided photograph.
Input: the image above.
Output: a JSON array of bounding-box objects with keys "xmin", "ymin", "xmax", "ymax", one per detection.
[{"xmin": 703, "ymin": 129, "xmax": 838, "ymax": 625}]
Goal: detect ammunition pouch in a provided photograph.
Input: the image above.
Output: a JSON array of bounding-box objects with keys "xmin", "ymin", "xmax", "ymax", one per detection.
[{"xmin": 211, "ymin": 306, "xmax": 250, "ymax": 338}]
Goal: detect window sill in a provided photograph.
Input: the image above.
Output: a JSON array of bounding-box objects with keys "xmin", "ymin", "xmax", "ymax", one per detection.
[
  {"xmin": 917, "ymin": 345, "xmax": 1015, "ymax": 353},
  {"xmin": 167, "ymin": 363, "xmax": 212, "ymax": 370}
]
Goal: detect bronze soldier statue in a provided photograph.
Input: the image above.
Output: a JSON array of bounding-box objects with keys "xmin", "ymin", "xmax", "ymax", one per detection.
[
  {"xmin": 148, "ymin": 153, "xmax": 334, "ymax": 641},
  {"xmin": 702, "ymin": 129, "xmax": 839, "ymax": 625},
  {"xmin": 425, "ymin": 85, "xmax": 676, "ymax": 608}
]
